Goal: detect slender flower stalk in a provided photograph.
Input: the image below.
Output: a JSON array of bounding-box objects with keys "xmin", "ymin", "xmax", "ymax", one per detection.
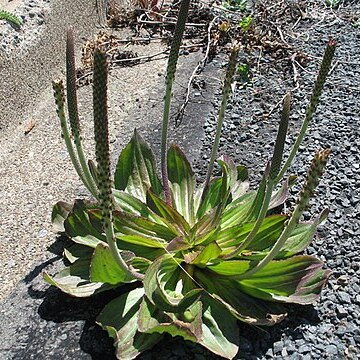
[
  {"xmin": 161, "ymin": 0, "xmax": 191, "ymax": 205},
  {"xmin": 66, "ymin": 28, "xmax": 99, "ymax": 199},
  {"xmin": 93, "ymin": 48, "xmax": 143, "ymax": 280},
  {"xmin": 52, "ymin": 80, "xmax": 88, "ymax": 188},
  {"xmin": 224, "ymin": 94, "xmax": 290, "ymax": 259},
  {"xmin": 201, "ymin": 44, "xmax": 240, "ymax": 202},
  {"xmin": 269, "ymin": 93, "xmax": 291, "ymax": 180},
  {"xmin": 237, "ymin": 148, "xmax": 331, "ymax": 280},
  {"xmin": 275, "ymin": 40, "xmax": 336, "ymax": 184}
]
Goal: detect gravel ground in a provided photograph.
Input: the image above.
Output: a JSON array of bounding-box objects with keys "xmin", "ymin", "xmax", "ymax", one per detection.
[
  {"xmin": 0, "ymin": 0, "xmax": 52, "ymax": 53},
  {"xmin": 0, "ymin": 0, "xmax": 360, "ymax": 359}
]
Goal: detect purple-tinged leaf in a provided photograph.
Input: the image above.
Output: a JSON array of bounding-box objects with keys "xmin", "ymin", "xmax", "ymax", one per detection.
[
  {"xmin": 147, "ymin": 190, "xmax": 190, "ymax": 234},
  {"xmin": 52, "ymin": 201, "xmax": 73, "ymax": 232},
  {"xmin": 43, "ymin": 257, "xmax": 115, "ymax": 297},
  {"xmin": 97, "ymin": 288, "xmax": 162, "ymax": 360},
  {"xmin": 138, "ymin": 297, "xmax": 202, "ymax": 342},
  {"xmin": 195, "ymin": 269, "xmax": 287, "ymax": 326},
  {"xmin": 167, "ymin": 144, "xmax": 195, "ymax": 225},
  {"xmin": 166, "ymin": 237, "xmax": 191, "ymax": 252},
  {"xmin": 237, "ymin": 255, "xmax": 331, "ymax": 304},
  {"xmin": 199, "ymin": 296, "xmax": 239, "ymax": 359},
  {"xmin": 190, "ymin": 241, "xmax": 222, "ymax": 267},
  {"xmin": 115, "ymin": 130, "xmax": 162, "ymax": 202},
  {"xmin": 143, "ymin": 254, "xmax": 202, "ymax": 313},
  {"xmin": 269, "ymin": 175, "xmax": 297, "ymax": 210}
]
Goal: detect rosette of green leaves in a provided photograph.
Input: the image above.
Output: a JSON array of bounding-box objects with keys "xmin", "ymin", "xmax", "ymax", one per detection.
[{"xmin": 48, "ymin": 128, "xmax": 332, "ymax": 359}]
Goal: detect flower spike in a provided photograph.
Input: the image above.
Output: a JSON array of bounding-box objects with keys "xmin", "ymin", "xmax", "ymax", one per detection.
[
  {"xmin": 275, "ymin": 40, "xmax": 336, "ymax": 184},
  {"xmin": 66, "ymin": 28, "xmax": 99, "ymax": 198},
  {"xmin": 52, "ymin": 79, "xmax": 87, "ymax": 187},
  {"xmin": 202, "ymin": 43, "xmax": 240, "ymax": 202},
  {"xmin": 93, "ymin": 48, "xmax": 143, "ymax": 280},
  {"xmin": 161, "ymin": 0, "xmax": 191, "ymax": 206}
]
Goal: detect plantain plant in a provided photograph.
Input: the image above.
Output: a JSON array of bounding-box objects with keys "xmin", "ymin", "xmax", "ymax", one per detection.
[{"xmin": 46, "ymin": 2, "xmax": 336, "ymax": 358}]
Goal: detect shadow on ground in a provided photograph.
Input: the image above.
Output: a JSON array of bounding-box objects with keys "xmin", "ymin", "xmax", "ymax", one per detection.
[{"xmin": 0, "ymin": 235, "xmax": 321, "ymax": 360}]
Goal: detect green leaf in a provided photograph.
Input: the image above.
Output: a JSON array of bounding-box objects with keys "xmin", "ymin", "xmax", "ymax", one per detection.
[
  {"xmin": 115, "ymin": 239, "xmax": 165, "ymax": 260},
  {"xmin": 236, "ymin": 165, "xmax": 248, "ymax": 182},
  {"xmin": 220, "ymin": 192, "xmax": 256, "ymax": 228},
  {"xmin": 207, "ymin": 259, "xmax": 251, "ymax": 277},
  {"xmin": 143, "ymin": 254, "xmax": 202, "ymax": 313},
  {"xmin": 90, "ymin": 243, "xmax": 135, "ymax": 285},
  {"xmin": 190, "ymin": 241, "xmax": 222, "ymax": 267},
  {"xmin": 117, "ymin": 234, "xmax": 166, "ymax": 248},
  {"xmin": 279, "ymin": 223, "xmax": 316, "ymax": 257},
  {"xmin": 43, "ymin": 257, "xmax": 114, "ymax": 297},
  {"xmin": 147, "ymin": 190, "xmax": 190, "ymax": 234},
  {"xmin": 191, "ymin": 209, "xmax": 219, "ymax": 246},
  {"xmin": 197, "ymin": 157, "xmax": 240, "ymax": 223},
  {"xmin": 138, "ymin": 297, "xmax": 202, "ymax": 342},
  {"xmin": 217, "ymin": 156, "xmax": 237, "ymax": 207},
  {"xmin": 113, "ymin": 210, "xmax": 177, "ymax": 241},
  {"xmin": 200, "ymin": 156, "xmax": 237, "ymax": 231},
  {"xmin": 52, "ymin": 201, "xmax": 73, "ymax": 232},
  {"xmin": 224, "ymin": 215, "xmax": 325, "ymax": 261},
  {"xmin": 199, "ymin": 296, "xmax": 239, "ymax": 359},
  {"xmin": 97, "ymin": 288, "xmax": 162, "ymax": 360},
  {"xmin": 238, "ymin": 255, "xmax": 331, "ymax": 304},
  {"xmin": 113, "ymin": 190, "xmax": 181, "ymax": 235},
  {"xmin": 195, "ymin": 269, "xmax": 287, "ymax": 326},
  {"xmin": 279, "ymin": 209, "xmax": 328, "ymax": 257},
  {"xmin": 245, "ymin": 165, "xmax": 268, "ymax": 222},
  {"xmin": 113, "ymin": 189, "xmax": 153, "ymax": 216},
  {"xmin": 64, "ymin": 244, "xmax": 94, "ymax": 263},
  {"xmin": 64, "ymin": 200, "xmax": 106, "ymax": 248},
  {"xmin": 167, "ymin": 144, "xmax": 195, "ymax": 225},
  {"xmin": 195, "ymin": 178, "xmax": 222, "ymax": 219},
  {"xmin": 217, "ymin": 215, "xmax": 286, "ymax": 252},
  {"xmin": 90, "ymin": 208, "xmax": 177, "ymax": 245},
  {"xmin": 114, "ymin": 130, "xmax": 162, "ymax": 202},
  {"xmin": 231, "ymin": 177, "xmax": 249, "ymax": 202}
]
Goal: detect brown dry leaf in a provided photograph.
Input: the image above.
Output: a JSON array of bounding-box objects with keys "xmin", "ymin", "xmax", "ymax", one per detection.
[{"xmin": 24, "ymin": 120, "xmax": 36, "ymax": 135}]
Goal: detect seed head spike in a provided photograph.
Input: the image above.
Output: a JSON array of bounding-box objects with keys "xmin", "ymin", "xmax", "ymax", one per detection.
[
  {"xmin": 306, "ymin": 40, "xmax": 336, "ymax": 120},
  {"xmin": 274, "ymin": 40, "xmax": 336, "ymax": 184},
  {"xmin": 297, "ymin": 148, "xmax": 331, "ymax": 212},
  {"xmin": 161, "ymin": 0, "xmax": 191, "ymax": 206},
  {"xmin": 66, "ymin": 27, "xmax": 81, "ymax": 141},
  {"xmin": 93, "ymin": 47, "xmax": 113, "ymax": 221}
]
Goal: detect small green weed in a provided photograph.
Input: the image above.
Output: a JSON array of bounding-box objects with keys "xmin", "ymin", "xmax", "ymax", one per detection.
[
  {"xmin": 239, "ymin": 16, "xmax": 253, "ymax": 31},
  {"xmin": 325, "ymin": 0, "xmax": 341, "ymax": 7},
  {"xmin": 0, "ymin": 9, "xmax": 22, "ymax": 27},
  {"xmin": 222, "ymin": 0, "xmax": 247, "ymax": 11}
]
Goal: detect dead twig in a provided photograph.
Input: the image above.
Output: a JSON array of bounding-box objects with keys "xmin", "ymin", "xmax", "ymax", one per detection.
[
  {"xmin": 111, "ymin": 49, "xmax": 167, "ymax": 64},
  {"xmin": 137, "ymin": 18, "xmax": 208, "ymax": 27},
  {"xmin": 24, "ymin": 120, "xmax": 36, "ymax": 135},
  {"xmin": 290, "ymin": 53, "xmax": 300, "ymax": 91}
]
